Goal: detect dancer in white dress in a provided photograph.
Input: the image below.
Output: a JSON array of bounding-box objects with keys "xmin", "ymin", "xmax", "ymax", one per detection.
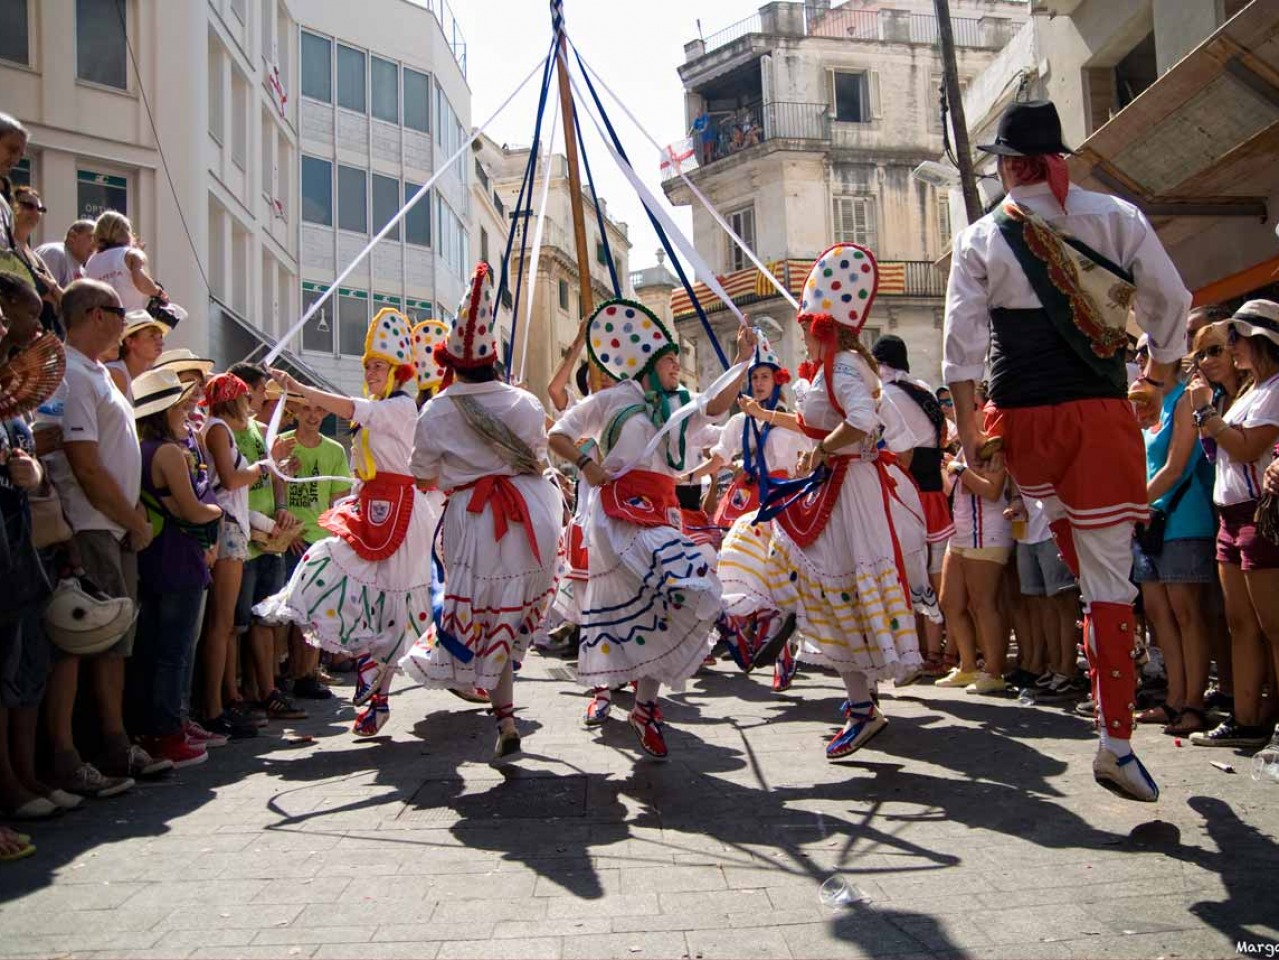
[
  {"xmin": 754, "ymin": 243, "xmax": 923, "ymax": 760},
  {"xmin": 548, "ymin": 299, "xmax": 756, "ymax": 758},
  {"xmin": 255, "ymin": 308, "xmax": 443, "ymax": 737},
  {"xmin": 399, "ymin": 263, "xmax": 561, "ymax": 760},
  {"xmin": 691, "ymin": 334, "xmax": 810, "ymax": 687}
]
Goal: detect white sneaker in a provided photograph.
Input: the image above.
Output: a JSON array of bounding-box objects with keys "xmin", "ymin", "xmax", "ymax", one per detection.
[
  {"xmin": 1093, "ymin": 747, "xmax": 1159, "ymax": 802},
  {"xmin": 46, "ymin": 789, "xmax": 84, "ymax": 811}
]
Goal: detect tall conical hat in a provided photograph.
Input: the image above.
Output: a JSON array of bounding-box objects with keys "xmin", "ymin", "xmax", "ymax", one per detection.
[
  {"xmin": 798, "ymin": 242, "xmax": 880, "ymax": 333},
  {"xmin": 412, "ymin": 319, "xmax": 449, "ymax": 394},
  {"xmin": 586, "ymin": 298, "xmax": 676, "ymax": 383},
  {"xmin": 437, "ymin": 262, "xmax": 499, "ymax": 371},
  {"xmin": 363, "ymin": 307, "xmax": 416, "ymax": 373},
  {"xmin": 749, "ymin": 331, "xmax": 790, "ymax": 384}
]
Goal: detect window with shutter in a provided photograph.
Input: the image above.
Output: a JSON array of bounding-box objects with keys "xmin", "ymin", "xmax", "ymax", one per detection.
[
  {"xmin": 937, "ymin": 195, "xmax": 952, "ymax": 245},
  {"xmin": 832, "ymin": 196, "xmax": 877, "ymax": 249},
  {"xmin": 830, "ymin": 71, "xmax": 869, "ymax": 123},
  {"xmin": 727, "ymin": 206, "xmax": 756, "ymax": 272}
]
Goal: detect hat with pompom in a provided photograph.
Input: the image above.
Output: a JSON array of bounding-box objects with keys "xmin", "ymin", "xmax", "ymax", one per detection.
[
  {"xmin": 586, "ymin": 298, "xmax": 676, "ymax": 383},
  {"xmin": 797, "ymin": 242, "xmax": 879, "ymax": 333},
  {"xmin": 412, "ymin": 319, "xmax": 449, "ymax": 394},
  {"xmin": 437, "ymin": 262, "xmax": 499, "ymax": 372},
  {"xmin": 750, "ymin": 331, "xmax": 790, "ymax": 384}
]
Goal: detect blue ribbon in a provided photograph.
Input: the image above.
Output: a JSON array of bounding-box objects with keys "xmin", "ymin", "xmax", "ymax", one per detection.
[
  {"xmin": 427, "ymin": 508, "xmax": 474, "ymax": 664},
  {"xmin": 754, "ymin": 464, "xmax": 830, "ymax": 525}
]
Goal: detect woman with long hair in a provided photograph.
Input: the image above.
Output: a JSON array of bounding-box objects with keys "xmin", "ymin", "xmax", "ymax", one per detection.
[
  {"xmin": 399, "ymin": 264, "xmax": 562, "ymax": 760},
  {"xmin": 1189, "ymin": 301, "xmax": 1279, "ymax": 749},
  {"xmin": 259, "ymin": 309, "xmax": 442, "ymax": 737}
]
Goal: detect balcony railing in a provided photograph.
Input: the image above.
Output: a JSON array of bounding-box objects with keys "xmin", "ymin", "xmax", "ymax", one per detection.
[
  {"xmin": 668, "ymin": 102, "xmax": 829, "ymax": 179},
  {"xmin": 703, "ymin": 13, "xmax": 763, "ymax": 53}
]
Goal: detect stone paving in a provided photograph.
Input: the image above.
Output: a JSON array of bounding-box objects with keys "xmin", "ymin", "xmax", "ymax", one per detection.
[{"xmin": 1, "ymin": 652, "xmax": 1276, "ymax": 960}]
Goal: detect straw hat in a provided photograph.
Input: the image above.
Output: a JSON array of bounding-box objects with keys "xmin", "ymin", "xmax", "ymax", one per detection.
[
  {"xmin": 132, "ymin": 368, "xmax": 196, "ymax": 419},
  {"xmin": 264, "ymin": 379, "xmax": 305, "ymax": 405},
  {"xmin": 121, "ymin": 310, "xmax": 169, "ymax": 340},
  {"xmin": 154, "ymin": 347, "xmax": 214, "ymax": 376}
]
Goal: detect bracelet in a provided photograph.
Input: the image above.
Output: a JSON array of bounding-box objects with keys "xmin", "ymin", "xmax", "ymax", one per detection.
[
  {"xmin": 769, "ymin": 410, "xmax": 777, "ymax": 425},
  {"xmin": 1192, "ymin": 405, "xmax": 1217, "ymax": 429},
  {"xmin": 815, "ymin": 440, "xmax": 828, "ymax": 457},
  {"xmin": 575, "ymin": 453, "xmax": 592, "ymax": 470}
]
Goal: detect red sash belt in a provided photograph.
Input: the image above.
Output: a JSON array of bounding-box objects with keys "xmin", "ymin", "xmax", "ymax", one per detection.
[
  {"xmin": 567, "ymin": 520, "xmax": 588, "ymax": 580},
  {"xmin": 713, "ymin": 469, "xmax": 790, "ymax": 527},
  {"xmin": 599, "ymin": 470, "xmax": 681, "ymax": 529},
  {"xmin": 319, "ymin": 472, "xmax": 414, "ymax": 562},
  {"xmin": 775, "ymin": 456, "xmax": 851, "ymax": 548},
  {"xmin": 452, "ymin": 474, "xmax": 542, "ymax": 565}
]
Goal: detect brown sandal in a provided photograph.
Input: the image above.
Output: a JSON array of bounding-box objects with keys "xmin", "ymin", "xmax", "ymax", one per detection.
[
  {"xmin": 1164, "ymin": 706, "xmax": 1207, "ymax": 736},
  {"xmin": 1135, "ymin": 703, "xmax": 1178, "ymax": 725}
]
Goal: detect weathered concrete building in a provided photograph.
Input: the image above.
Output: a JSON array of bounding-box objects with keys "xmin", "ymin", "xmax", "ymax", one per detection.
[{"xmin": 662, "ymin": 0, "xmax": 1026, "ymax": 386}]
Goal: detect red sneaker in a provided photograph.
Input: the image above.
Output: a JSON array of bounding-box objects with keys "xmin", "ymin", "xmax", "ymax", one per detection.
[
  {"xmin": 143, "ymin": 733, "xmax": 208, "ymax": 769},
  {"xmin": 629, "ymin": 702, "xmax": 668, "ymax": 759},
  {"xmin": 184, "ymin": 719, "xmax": 228, "ymax": 749}
]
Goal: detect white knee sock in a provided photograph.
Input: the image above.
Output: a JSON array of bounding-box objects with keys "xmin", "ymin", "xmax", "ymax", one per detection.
[
  {"xmin": 635, "ymin": 676, "xmax": 661, "ymax": 705},
  {"xmin": 841, "ymin": 671, "xmax": 872, "ymax": 707}
]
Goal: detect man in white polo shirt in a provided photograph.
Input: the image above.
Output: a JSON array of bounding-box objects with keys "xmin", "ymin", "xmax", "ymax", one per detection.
[{"xmin": 45, "ymin": 278, "xmax": 172, "ymax": 788}]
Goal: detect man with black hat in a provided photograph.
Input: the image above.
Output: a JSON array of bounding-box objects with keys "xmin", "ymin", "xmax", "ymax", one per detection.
[
  {"xmin": 872, "ymin": 336, "xmax": 951, "ymax": 672},
  {"xmin": 943, "ymin": 99, "xmax": 1190, "ymax": 803}
]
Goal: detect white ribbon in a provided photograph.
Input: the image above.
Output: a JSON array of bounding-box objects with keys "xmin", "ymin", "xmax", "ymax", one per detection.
[
  {"xmin": 607, "ymin": 361, "xmax": 749, "ymax": 479},
  {"xmin": 574, "ymin": 45, "xmax": 800, "ymax": 312},
  {"xmin": 564, "ymin": 59, "xmax": 748, "ymax": 330},
  {"xmin": 517, "ymin": 81, "xmax": 561, "ymax": 384}
]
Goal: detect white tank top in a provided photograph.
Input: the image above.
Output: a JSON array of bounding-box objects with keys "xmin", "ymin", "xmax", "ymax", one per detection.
[
  {"xmin": 84, "ymin": 246, "xmax": 151, "ymax": 312},
  {"xmin": 951, "ymin": 455, "xmax": 1012, "ymax": 549}
]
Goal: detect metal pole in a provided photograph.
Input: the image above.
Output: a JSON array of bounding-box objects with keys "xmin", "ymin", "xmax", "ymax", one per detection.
[{"xmin": 934, "ymin": 0, "xmax": 982, "ymax": 223}]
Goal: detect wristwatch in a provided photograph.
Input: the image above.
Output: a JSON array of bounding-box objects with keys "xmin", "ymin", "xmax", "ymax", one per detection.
[{"xmin": 1192, "ymin": 405, "xmax": 1216, "ymax": 429}]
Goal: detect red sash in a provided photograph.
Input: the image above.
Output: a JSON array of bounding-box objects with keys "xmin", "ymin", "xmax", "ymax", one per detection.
[
  {"xmin": 566, "ymin": 520, "xmax": 588, "ymax": 581},
  {"xmin": 320, "ymin": 472, "xmax": 414, "ymax": 562},
  {"xmin": 599, "ymin": 470, "xmax": 680, "ymax": 529},
  {"xmin": 920, "ymin": 490, "xmax": 955, "ymax": 542},
  {"xmin": 713, "ymin": 470, "xmax": 790, "ymax": 527},
  {"xmin": 680, "ymin": 508, "xmax": 722, "ymax": 548},
  {"xmin": 775, "ymin": 455, "xmax": 851, "ymax": 548},
  {"xmin": 451, "ymin": 474, "xmax": 543, "ymax": 565}
]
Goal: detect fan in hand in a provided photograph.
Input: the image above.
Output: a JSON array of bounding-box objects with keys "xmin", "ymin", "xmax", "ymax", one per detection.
[{"xmin": 0, "ymin": 332, "xmax": 67, "ymax": 420}]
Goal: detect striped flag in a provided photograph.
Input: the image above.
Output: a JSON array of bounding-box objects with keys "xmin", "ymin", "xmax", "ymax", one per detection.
[{"xmin": 879, "ymin": 261, "xmax": 906, "ymax": 295}]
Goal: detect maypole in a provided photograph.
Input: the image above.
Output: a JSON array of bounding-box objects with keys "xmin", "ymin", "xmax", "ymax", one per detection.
[{"xmin": 550, "ymin": 0, "xmax": 600, "ymax": 387}]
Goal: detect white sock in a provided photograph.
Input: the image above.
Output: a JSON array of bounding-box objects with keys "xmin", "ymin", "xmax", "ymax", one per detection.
[
  {"xmin": 635, "ymin": 676, "xmax": 661, "ymax": 704},
  {"xmin": 841, "ymin": 671, "xmax": 871, "ymax": 706}
]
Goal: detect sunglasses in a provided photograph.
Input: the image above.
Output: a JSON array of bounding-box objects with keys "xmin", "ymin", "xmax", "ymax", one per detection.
[
  {"xmin": 97, "ymin": 304, "xmax": 127, "ymax": 318},
  {"xmin": 1193, "ymin": 344, "xmax": 1227, "ymax": 363},
  {"xmin": 17, "ymin": 199, "xmax": 46, "ymax": 213},
  {"xmin": 939, "ymin": 398, "xmax": 954, "ymax": 408}
]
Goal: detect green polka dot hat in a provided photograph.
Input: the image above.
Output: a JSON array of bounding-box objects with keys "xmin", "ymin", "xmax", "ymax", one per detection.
[{"xmin": 587, "ymin": 298, "xmax": 677, "ymax": 383}]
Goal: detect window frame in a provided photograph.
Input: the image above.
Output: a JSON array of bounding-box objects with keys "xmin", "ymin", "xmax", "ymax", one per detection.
[
  {"xmin": 300, "ymin": 30, "xmax": 332, "ymax": 103},
  {"xmin": 726, "ymin": 205, "xmax": 756, "ymax": 273},
  {"xmin": 404, "ymin": 182, "xmax": 431, "ymax": 247},
  {"xmin": 301, "ymin": 283, "xmax": 335, "ymax": 355},
  {"xmin": 403, "ymin": 67, "xmax": 431, "ymax": 133},
  {"xmin": 335, "ymin": 43, "xmax": 367, "ymax": 114},
  {"xmin": 0, "ymin": 0, "xmax": 31, "ymax": 67},
  {"xmin": 338, "ymin": 291, "xmax": 370, "ymax": 357},
  {"xmin": 371, "ymin": 173, "xmax": 401, "ymax": 241},
  {"xmin": 337, "ymin": 164, "xmax": 368, "ymax": 234},
  {"xmin": 76, "ymin": 0, "xmax": 130, "ymax": 92},
  {"xmin": 300, "ymin": 155, "xmax": 333, "ymax": 227},
  {"xmin": 832, "ymin": 195, "xmax": 877, "ymax": 249},
  {"xmin": 370, "ymin": 55, "xmax": 400, "ymax": 125},
  {"xmin": 76, "ymin": 166, "xmax": 130, "ymax": 220}
]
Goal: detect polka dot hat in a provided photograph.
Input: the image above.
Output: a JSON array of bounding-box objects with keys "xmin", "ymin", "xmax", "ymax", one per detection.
[
  {"xmin": 798, "ymin": 242, "xmax": 880, "ymax": 333},
  {"xmin": 438, "ymin": 262, "xmax": 499, "ymax": 370},
  {"xmin": 751, "ymin": 331, "xmax": 785, "ymax": 373},
  {"xmin": 586, "ymin": 298, "xmax": 677, "ymax": 383},
  {"xmin": 411, "ymin": 319, "xmax": 449, "ymax": 394},
  {"xmin": 362, "ymin": 307, "xmax": 416, "ymax": 376}
]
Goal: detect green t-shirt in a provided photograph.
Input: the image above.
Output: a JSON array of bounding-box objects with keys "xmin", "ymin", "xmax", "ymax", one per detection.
[
  {"xmin": 280, "ymin": 430, "xmax": 353, "ymax": 544},
  {"xmin": 235, "ymin": 420, "xmax": 277, "ymax": 559}
]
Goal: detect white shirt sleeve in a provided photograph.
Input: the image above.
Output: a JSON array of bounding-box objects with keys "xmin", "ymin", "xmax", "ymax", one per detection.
[
  {"xmin": 710, "ymin": 413, "xmax": 744, "ymax": 462},
  {"xmin": 1120, "ymin": 206, "xmax": 1192, "ymax": 365},
  {"xmin": 1241, "ymin": 382, "xmax": 1279, "ymax": 429},
  {"xmin": 61, "ymin": 373, "xmax": 101, "ymax": 445},
  {"xmin": 878, "ymin": 391, "xmax": 920, "ymax": 454},
  {"xmin": 550, "ymin": 389, "xmax": 607, "ymax": 445},
  {"xmin": 410, "ymin": 399, "xmax": 443, "ymax": 479},
  {"xmin": 831, "ymin": 353, "xmax": 877, "ymax": 435},
  {"xmin": 942, "ymin": 224, "xmax": 992, "ymax": 386},
  {"xmin": 351, "ymin": 394, "xmax": 414, "ymax": 432}
]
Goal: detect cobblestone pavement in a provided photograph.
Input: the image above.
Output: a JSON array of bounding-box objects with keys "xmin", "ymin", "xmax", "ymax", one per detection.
[{"xmin": 1, "ymin": 652, "xmax": 1275, "ymax": 959}]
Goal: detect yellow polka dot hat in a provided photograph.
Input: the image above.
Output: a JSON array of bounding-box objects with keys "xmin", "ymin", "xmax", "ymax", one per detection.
[
  {"xmin": 586, "ymin": 298, "xmax": 677, "ymax": 383},
  {"xmin": 438, "ymin": 262, "xmax": 499, "ymax": 371},
  {"xmin": 798, "ymin": 241, "xmax": 880, "ymax": 333},
  {"xmin": 362, "ymin": 307, "xmax": 416, "ymax": 382},
  {"xmin": 411, "ymin": 319, "xmax": 449, "ymax": 394}
]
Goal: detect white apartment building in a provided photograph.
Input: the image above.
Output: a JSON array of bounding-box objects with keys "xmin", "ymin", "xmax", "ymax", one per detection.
[
  {"xmin": 662, "ymin": 0, "xmax": 1025, "ymax": 386},
  {"xmin": 473, "ymin": 133, "xmax": 631, "ymax": 404},
  {"xmin": 293, "ymin": 1, "xmax": 471, "ymax": 396},
  {"xmin": 0, "ymin": 0, "xmax": 320, "ymax": 379},
  {"xmin": 0, "ymin": 0, "xmax": 471, "ymax": 395}
]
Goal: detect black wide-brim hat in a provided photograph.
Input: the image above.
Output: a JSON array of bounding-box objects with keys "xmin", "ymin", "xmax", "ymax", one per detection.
[{"xmin": 977, "ymin": 100, "xmax": 1073, "ymax": 157}]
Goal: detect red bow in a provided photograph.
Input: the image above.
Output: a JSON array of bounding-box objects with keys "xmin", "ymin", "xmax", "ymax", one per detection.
[{"xmin": 464, "ymin": 475, "xmax": 542, "ymax": 564}]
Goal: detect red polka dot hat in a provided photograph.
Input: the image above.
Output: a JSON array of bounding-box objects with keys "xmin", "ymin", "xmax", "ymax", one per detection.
[
  {"xmin": 586, "ymin": 298, "xmax": 677, "ymax": 383},
  {"xmin": 437, "ymin": 262, "xmax": 499, "ymax": 371},
  {"xmin": 798, "ymin": 242, "xmax": 880, "ymax": 333}
]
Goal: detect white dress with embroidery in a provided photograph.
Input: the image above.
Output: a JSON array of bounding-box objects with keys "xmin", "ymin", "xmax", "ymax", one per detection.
[
  {"xmin": 254, "ymin": 393, "xmax": 443, "ymax": 664},
  {"xmin": 551, "ymin": 381, "xmax": 720, "ymax": 690},
  {"xmin": 398, "ymin": 382, "xmax": 562, "ymax": 690},
  {"xmin": 765, "ymin": 351, "xmax": 923, "ymax": 680}
]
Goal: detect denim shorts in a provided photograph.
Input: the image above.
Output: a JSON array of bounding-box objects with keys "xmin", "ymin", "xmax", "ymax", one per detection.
[
  {"xmin": 217, "ymin": 518, "xmax": 249, "ymax": 563},
  {"xmin": 235, "ymin": 551, "xmax": 286, "ymax": 630},
  {"xmin": 1133, "ymin": 537, "xmax": 1216, "ymax": 584},
  {"xmin": 1017, "ymin": 539, "xmax": 1078, "ymax": 596}
]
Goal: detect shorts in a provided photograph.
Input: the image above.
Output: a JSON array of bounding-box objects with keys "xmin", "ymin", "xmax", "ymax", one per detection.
[
  {"xmin": 0, "ymin": 602, "xmax": 51, "ymax": 708},
  {"xmin": 928, "ymin": 540, "xmax": 948, "ymax": 576},
  {"xmin": 217, "ymin": 518, "xmax": 250, "ymax": 563},
  {"xmin": 948, "ymin": 544, "xmax": 1012, "ymax": 565},
  {"xmin": 72, "ymin": 529, "xmax": 138, "ymax": 657},
  {"xmin": 235, "ymin": 552, "xmax": 286, "ymax": 630},
  {"xmin": 1017, "ymin": 538, "xmax": 1078, "ymax": 596},
  {"xmin": 1215, "ymin": 501, "xmax": 1279, "ymax": 570},
  {"xmin": 1133, "ymin": 537, "xmax": 1215, "ymax": 584}
]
